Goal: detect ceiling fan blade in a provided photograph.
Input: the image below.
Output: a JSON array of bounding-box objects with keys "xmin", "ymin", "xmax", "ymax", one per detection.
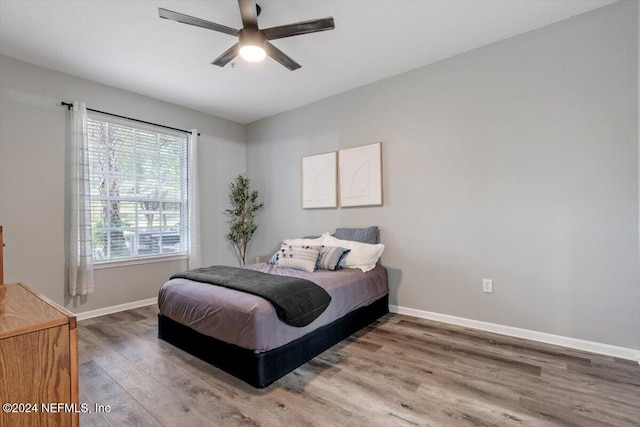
[
  {"xmin": 238, "ymin": 0, "xmax": 258, "ymax": 29},
  {"xmin": 212, "ymin": 43, "xmax": 240, "ymax": 67},
  {"xmin": 263, "ymin": 17, "xmax": 335, "ymax": 40},
  {"xmin": 159, "ymin": 8, "xmax": 239, "ymax": 37},
  {"xmin": 264, "ymin": 42, "xmax": 301, "ymax": 71}
]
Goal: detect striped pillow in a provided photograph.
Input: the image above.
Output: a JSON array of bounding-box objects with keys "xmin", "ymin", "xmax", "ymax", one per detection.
[
  {"xmin": 316, "ymin": 246, "xmax": 351, "ymax": 271},
  {"xmin": 275, "ymin": 244, "xmax": 321, "ymax": 272},
  {"xmin": 268, "ymin": 235, "xmax": 326, "ymax": 264}
]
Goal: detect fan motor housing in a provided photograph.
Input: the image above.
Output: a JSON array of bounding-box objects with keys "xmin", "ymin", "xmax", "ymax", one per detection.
[{"xmin": 239, "ymin": 28, "xmax": 266, "ymax": 49}]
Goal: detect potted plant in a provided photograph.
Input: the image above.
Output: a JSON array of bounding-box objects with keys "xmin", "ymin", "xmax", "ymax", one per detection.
[{"xmin": 224, "ymin": 174, "xmax": 264, "ymax": 265}]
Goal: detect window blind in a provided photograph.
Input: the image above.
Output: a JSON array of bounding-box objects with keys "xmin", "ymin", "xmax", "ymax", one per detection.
[{"xmin": 86, "ymin": 115, "xmax": 188, "ymax": 261}]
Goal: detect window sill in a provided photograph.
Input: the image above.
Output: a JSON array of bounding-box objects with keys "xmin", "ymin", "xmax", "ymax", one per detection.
[{"xmin": 94, "ymin": 254, "xmax": 188, "ymax": 270}]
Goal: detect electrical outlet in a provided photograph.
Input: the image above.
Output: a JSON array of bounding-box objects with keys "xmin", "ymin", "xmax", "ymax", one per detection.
[{"xmin": 482, "ymin": 279, "xmax": 493, "ymax": 293}]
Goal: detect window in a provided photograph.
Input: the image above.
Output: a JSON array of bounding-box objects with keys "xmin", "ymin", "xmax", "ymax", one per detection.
[{"xmin": 87, "ymin": 114, "xmax": 188, "ymax": 262}]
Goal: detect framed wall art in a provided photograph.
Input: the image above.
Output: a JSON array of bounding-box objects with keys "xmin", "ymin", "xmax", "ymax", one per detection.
[
  {"xmin": 302, "ymin": 151, "xmax": 337, "ymax": 209},
  {"xmin": 339, "ymin": 142, "xmax": 382, "ymax": 207}
]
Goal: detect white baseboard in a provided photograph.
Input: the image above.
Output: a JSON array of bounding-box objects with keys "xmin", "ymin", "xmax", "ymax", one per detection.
[
  {"xmin": 72, "ymin": 298, "xmax": 639, "ymax": 362},
  {"xmin": 75, "ymin": 297, "xmax": 158, "ymax": 321},
  {"xmin": 389, "ymin": 305, "xmax": 640, "ymax": 363}
]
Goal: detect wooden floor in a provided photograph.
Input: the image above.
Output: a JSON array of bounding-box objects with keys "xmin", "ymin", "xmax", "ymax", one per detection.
[{"xmin": 78, "ymin": 305, "xmax": 640, "ymax": 427}]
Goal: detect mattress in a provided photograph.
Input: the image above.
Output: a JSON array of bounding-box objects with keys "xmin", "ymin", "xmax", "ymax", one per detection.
[{"xmin": 158, "ymin": 263, "xmax": 388, "ymax": 352}]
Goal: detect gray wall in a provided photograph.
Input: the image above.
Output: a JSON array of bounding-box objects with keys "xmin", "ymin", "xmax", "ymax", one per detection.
[
  {"xmin": 0, "ymin": 2, "xmax": 637, "ymax": 350},
  {"xmin": 0, "ymin": 55, "xmax": 246, "ymax": 313},
  {"xmin": 246, "ymin": 1, "xmax": 640, "ymax": 349}
]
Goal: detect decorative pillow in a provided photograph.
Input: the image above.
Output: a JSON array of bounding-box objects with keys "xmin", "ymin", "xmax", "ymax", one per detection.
[
  {"xmin": 268, "ymin": 251, "xmax": 280, "ymax": 265},
  {"xmin": 333, "ymin": 226, "xmax": 379, "ymax": 244},
  {"xmin": 268, "ymin": 235, "xmax": 326, "ymax": 264},
  {"xmin": 316, "ymin": 246, "xmax": 351, "ymax": 271},
  {"xmin": 321, "ymin": 234, "xmax": 384, "ymax": 273},
  {"xmin": 275, "ymin": 244, "xmax": 322, "ymax": 272}
]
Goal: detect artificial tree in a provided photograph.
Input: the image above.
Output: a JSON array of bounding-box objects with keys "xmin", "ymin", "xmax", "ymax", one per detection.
[{"xmin": 224, "ymin": 174, "xmax": 264, "ymax": 265}]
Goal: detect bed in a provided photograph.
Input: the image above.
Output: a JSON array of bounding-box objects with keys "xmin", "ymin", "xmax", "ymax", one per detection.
[{"xmin": 157, "ymin": 227, "xmax": 388, "ymax": 388}]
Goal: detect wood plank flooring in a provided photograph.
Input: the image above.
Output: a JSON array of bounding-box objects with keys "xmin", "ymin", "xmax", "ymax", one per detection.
[{"xmin": 78, "ymin": 306, "xmax": 640, "ymax": 426}]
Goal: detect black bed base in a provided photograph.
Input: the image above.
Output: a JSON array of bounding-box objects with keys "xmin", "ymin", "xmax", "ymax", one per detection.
[{"xmin": 158, "ymin": 294, "xmax": 389, "ymax": 388}]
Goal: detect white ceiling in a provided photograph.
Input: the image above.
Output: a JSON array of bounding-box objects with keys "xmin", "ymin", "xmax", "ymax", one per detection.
[{"xmin": 0, "ymin": 0, "xmax": 615, "ymax": 124}]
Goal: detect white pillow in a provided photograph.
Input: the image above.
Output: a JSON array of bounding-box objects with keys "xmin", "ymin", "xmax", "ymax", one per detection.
[
  {"xmin": 268, "ymin": 233, "xmax": 329, "ymax": 265},
  {"xmin": 322, "ymin": 234, "xmax": 384, "ymax": 273},
  {"xmin": 282, "ymin": 234, "xmax": 326, "ymax": 246},
  {"xmin": 275, "ymin": 244, "xmax": 322, "ymax": 272}
]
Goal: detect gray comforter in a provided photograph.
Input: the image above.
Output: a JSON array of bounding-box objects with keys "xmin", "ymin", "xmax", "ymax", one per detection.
[{"xmin": 158, "ymin": 263, "xmax": 388, "ymax": 352}]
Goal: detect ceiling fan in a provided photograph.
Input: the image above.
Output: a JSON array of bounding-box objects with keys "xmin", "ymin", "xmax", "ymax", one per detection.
[{"xmin": 159, "ymin": 0, "xmax": 335, "ymax": 71}]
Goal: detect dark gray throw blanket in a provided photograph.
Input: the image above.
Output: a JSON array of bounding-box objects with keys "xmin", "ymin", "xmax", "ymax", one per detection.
[{"xmin": 170, "ymin": 266, "xmax": 331, "ymax": 327}]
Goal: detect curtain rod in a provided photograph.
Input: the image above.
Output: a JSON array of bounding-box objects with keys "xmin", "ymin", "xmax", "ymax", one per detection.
[{"xmin": 60, "ymin": 102, "xmax": 200, "ymax": 136}]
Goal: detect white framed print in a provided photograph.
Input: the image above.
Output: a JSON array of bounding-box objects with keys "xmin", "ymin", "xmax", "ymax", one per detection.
[
  {"xmin": 302, "ymin": 151, "xmax": 337, "ymax": 209},
  {"xmin": 339, "ymin": 142, "xmax": 382, "ymax": 207}
]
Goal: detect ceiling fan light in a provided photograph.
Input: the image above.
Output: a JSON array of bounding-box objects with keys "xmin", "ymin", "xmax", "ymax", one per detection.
[{"xmin": 239, "ymin": 45, "xmax": 266, "ymax": 62}]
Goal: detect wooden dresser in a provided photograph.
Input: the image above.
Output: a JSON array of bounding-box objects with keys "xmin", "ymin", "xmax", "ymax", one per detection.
[
  {"xmin": 0, "ymin": 225, "xmax": 4, "ymax": 284},
  {"xmin": 0, "ymin": 282, "xmax": 79, "ymax": 427}
]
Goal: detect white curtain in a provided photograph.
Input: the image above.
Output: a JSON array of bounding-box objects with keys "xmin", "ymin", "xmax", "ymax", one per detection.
[
  {"xmin": 68, "ymin": 101, "xmax": 94, "ymax": 296},
  {"xmin": 188, "ymin": 129, "xmax": 201, "ymax": 269}
]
